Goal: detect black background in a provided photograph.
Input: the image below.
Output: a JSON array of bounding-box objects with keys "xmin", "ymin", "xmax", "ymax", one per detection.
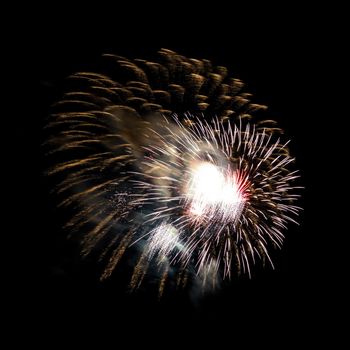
[{"xmin": 14, "ymin": 6, "xmax": 341, "ymax": 346}]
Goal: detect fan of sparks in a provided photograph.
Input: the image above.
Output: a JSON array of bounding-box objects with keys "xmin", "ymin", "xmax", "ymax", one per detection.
[{"xmin": 45, "ymin": 49, "xmax": 302, "ymax": 293}]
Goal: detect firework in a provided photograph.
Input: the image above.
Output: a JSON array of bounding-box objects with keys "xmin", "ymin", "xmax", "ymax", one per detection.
[{"xmin": 45, "ymin": 49, "xmax": 301, "ymax": 294}]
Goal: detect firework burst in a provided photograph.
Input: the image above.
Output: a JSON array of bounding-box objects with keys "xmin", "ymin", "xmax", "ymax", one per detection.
[
  {"xmin": 130, "ymin": 115, "xmax": 300, "ymax": 282},
  {"xmin": 45, "ymin": 49, "xmax": 302, "ymax": 294}
]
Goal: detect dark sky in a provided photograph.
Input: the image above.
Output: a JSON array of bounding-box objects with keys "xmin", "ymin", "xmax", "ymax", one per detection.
[{"xmin": 14, "ymin": 7, "xmax": 340, "ymax": 346}]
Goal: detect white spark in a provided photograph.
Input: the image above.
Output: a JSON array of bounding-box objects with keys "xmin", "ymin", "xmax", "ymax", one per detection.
[
  {"xmin": 130, "ymin": 115, "xmax": 301, "ymax": 283},
  {"xmin": 147, "ymin": 223, "xmax": 183, "ymax": 260}
]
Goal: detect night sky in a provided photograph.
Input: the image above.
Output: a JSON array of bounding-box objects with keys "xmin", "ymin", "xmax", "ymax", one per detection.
[{"xmin": 14, "ymin": 7, "xmax": 341, "ymax": 346}]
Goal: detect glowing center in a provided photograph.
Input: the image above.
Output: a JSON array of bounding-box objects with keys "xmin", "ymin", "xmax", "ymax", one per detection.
[{"xmin": 186, "ymin": 162, "xmax": 245, "ymax": 221}]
